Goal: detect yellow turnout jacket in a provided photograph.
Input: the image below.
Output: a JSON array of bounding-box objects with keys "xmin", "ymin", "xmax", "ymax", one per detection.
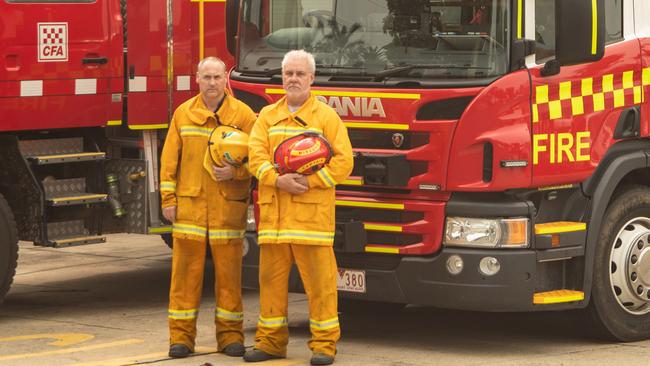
[
  {"xmin": 160, "ymin": 91, "xmax": 256, "ymax": 243},
  {"xmin": 248, "ymin": 93, "xmax": 353, "ymax": 246}
]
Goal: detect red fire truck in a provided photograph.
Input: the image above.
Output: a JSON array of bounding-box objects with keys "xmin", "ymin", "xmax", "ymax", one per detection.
[
  {"xmin": 230, "ymin": 0, "xmax": 650, "ymax": 341},
  {"xmin": 0, "ymin": 0, "xmax": 232, "ymax": 303}
]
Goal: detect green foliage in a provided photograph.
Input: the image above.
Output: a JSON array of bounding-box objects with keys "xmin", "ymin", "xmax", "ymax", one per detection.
[{"xmin": 312, "ymin": 17, "xmax": 387, "ymax": 69}]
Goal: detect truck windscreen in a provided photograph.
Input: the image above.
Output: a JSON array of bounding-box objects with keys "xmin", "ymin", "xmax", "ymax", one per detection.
[{"xmin": 236, "ymin": 0, "xmax": 510, "ymax": 80}]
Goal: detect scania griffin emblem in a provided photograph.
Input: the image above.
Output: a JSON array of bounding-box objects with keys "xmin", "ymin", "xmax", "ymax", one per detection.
[{"xmin": 392, "ymin": 133, "xmax": 404, "ymax": 148}]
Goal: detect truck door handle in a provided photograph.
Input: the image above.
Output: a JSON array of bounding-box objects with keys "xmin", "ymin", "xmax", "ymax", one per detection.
[{"xmin": 82, "ymin": 57, "xmax": 108, "ymax": 65}]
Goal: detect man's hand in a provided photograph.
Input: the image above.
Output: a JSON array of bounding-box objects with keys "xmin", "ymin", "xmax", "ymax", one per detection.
[
  {"xmin": 276, "ymin": 173, "xmax": 308, "ymax": 195},
  {"xmin": 294, "ymin": 175, "xmax": 309, "ymax": 188},
  {"xmin": 212, "ymin": 164, "xmax": 234, "ymax": 181},
  {"xmin": 162, "ymin": 206, "xmax": 177, "ymax": 223}
]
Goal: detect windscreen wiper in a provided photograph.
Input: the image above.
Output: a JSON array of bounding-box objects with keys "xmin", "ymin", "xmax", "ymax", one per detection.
[
  {"xmin": 373, "ymin": 64, "xmax": 490, "ymax": 81},
  {"xmin": 315, "ymin": 65, "xmax": 367, "ymax": 76},
  {"xmin": 262, "ymin": 67, "xmax": 282, "ymax": 77},
  {"xmin": 236, "ymin": 67, "xmax": 282, "ymax": 77},
  {"xmin": 249, "ymin": 65, "xmax": 363, "ymax": 77}
]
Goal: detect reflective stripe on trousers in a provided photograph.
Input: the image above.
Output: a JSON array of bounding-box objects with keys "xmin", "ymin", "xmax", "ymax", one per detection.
[
  {"xmin": 168, "ymin": 237, "xmax": 244, "ymax": 351},
  {"xmin": 255, "ymin": 244, "xmax": 340, "ymax": 357}
]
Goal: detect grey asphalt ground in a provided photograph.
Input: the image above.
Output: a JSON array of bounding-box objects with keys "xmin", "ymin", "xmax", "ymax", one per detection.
[{"xmin": 1, "ymin": 234, "xmax": 650, "ymax": 366}]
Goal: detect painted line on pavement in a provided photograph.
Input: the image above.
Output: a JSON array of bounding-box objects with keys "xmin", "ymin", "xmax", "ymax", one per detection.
[
  {"xmin": 0, "ymin": 339, "xmax": 144, "ymax": 362},
  {"xmin": 0, "ymin": 333, "xmax": 94, "ymax": 347}
]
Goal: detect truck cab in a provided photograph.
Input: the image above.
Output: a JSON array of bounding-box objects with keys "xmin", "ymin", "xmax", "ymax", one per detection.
[{"xmin": 228, "ymin": 0, "xmax": 650, "ymax": 341}]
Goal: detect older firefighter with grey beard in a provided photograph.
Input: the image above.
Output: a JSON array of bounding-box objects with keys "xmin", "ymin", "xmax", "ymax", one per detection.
[
  {"xmin": 245, "ymin": 50, "xmax": 353, "ymax": 365},
  {"xmin": 160, "ymin": 57, "xmax": 256, "ymax": 359}
]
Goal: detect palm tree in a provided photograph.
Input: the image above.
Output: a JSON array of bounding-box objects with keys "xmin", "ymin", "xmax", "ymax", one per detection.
[{"xmin": 313, "ymin": 17, "xmax": 364, "ymax": 66}]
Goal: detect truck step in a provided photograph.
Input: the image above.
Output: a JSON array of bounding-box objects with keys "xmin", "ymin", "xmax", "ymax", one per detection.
[
  {"xmin": 533, "ymin": 290, "xmax": 585, "ymax": 304},
  {"xmin": 19, "ymin": 137, "xmax": 105, "ymax": 164},
  {"xmin": 535, "ymin": 221, "xmax": 587, "ymax": 249},
  {"xmin": 19, "ymin": 137, "xmax": 84, "ymax": 157},
  {"xmin": 28, "ymin": 152, "xmax": 106, "ymax": 165},
  {"xmin": 43, "ymin": 178, "xmax": 107, "ymax": 206},
  {"xmin": 49, "ymin": 235, "xmax": 106, "ymax": 248},
  {"xmin": 37, "ymin": 220, "xmax": 105, "ymax": 248},
  {"xmin": 534, "ymin": 221, "xmax": 586, "ymax": 234},
  {"xmin": 47, "ymin": 193, "xmax": 107, "ymax": 206},
  {"xmin": 46, "ymin": 220, "xmax": 86, "ymax": 238}
]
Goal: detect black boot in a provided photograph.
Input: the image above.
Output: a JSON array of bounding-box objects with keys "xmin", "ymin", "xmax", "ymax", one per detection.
[
  {"xmin": 243, "ymin": 348, "xmax": 284, "ymax": 362},
  {"xmin": 222, "ymin": 342, "xmax": 246, "ymax": 357},
  {"xmin": 168, "ymin": 344, "xmax": 192, "ymax": 358},
  {"xmin": 310, "ymin": 352, "xmax": 334, "ymax": 365}
]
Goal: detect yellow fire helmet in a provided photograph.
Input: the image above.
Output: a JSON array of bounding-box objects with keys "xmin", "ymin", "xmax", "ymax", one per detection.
[{"xmin": 203, "ymin": 125, "xmax": 249, "ymax": 180}]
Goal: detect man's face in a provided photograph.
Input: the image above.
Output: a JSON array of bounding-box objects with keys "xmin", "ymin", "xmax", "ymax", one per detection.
[
  {"xmin": 196, "ymin": 61, "xmax": 226, "ymax": 101},
  {"xmin": 282, "ymin": 57, "xmax": 314, "ymax": 104}
]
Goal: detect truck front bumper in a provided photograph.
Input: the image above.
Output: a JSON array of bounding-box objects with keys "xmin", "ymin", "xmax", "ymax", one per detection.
[
  {"xmin": 337, "ymin": 248, "xmax": 537, "ymax": 311},
  {"xmin": 244, "ymin": 232, "xmax": 542, "ymax": 312}
]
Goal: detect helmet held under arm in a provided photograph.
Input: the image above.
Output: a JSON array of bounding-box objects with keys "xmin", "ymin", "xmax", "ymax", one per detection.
[{"xmin": 273, "ymin": 132, "xmax": 333, "ymax": 175}]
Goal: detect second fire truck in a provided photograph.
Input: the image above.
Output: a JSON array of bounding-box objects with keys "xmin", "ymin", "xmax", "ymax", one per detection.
[{"xmin": 0, "ymin": 0, "xmax": 234, "ymax": 303}]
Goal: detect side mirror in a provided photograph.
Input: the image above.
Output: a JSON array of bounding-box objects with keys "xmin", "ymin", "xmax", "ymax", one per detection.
[
  {"xmin": 555, "ymin": 0, "xmax": 605, "ymax": 66},
  {"xmin": 226, "ymin": 0, "xmax": 240, "ymax": 56}
]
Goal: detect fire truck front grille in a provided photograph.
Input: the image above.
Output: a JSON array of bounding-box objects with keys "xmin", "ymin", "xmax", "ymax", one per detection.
[
  {"xmin": 334, "ymin": 197, "xmax": 444, "ymax": 255},
  {"xmin": 367, "ymin": 232, "xmax": 422, "ymax": 246},
  {"xmin": 336, "ymin": 206, "xmax": 424, "ymax": 223},
  {"xmin": 348, "ymin": 130, "xmax": 429, "ymax": 150},
  {"xmin": 341, "ymin": 127, "xmax": 443, "ymax": 190}
]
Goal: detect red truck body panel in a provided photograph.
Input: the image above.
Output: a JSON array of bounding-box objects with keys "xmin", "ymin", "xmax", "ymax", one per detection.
[
  {"xmin": 0, "ymin": 0, "xmax": 122, "ymax": 132},
  {"xmin": 0, "ymin": 0, "xmax": 233, "ymax": 132},
  {"xmin": 530, "ymin": 39, "xmax": 645, "ymax": 187}
]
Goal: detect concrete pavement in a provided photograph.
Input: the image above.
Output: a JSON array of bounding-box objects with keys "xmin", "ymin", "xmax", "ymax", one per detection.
[{"xmin": 1, "ymin": 234, "xmax": 649, "ymax": 366}]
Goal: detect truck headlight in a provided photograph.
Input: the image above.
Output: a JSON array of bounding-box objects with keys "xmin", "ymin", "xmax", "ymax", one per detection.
[{"xmin": 444, "ymin": 217, "xmax": 529, "ymax": 248}]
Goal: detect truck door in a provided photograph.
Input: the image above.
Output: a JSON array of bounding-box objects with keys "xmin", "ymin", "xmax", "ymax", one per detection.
[
  {"xmin": 172, "ymin": 0, "xmax": 234, "ymax": 111},
  {"xmin": 0, "ymin": 0, "xmax": 120, "ymax": 131},
  {"xmin": 126, "ymin": 0, "xmax": 169, "ymax": 129},
  {"xmin": 529, "ymin": 0, "xmax": 635, "ymax": 187}
]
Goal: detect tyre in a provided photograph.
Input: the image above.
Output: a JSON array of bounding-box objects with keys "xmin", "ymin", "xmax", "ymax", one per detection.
[
  {"xmin": 586, "ymin": 185, "xmax": 650, "ymax": 341},
  {"xmin": 0, "ymin": 193, "xmax": 18, "ymax": 304}
]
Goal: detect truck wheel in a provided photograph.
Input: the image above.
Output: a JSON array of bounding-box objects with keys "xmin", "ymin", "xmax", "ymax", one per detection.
[
  {"xmin": 587, "ymin": 185, "xmax": 650, "ymax": 341},
  {"xmin": 0, "ymin": 193, "xmax": 18, "ymax": 304}
]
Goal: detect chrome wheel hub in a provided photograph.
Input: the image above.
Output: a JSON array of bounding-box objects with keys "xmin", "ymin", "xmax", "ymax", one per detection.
[{"xmin": 610, "ymin": 217, "xmax": 650, "ymax": 315}]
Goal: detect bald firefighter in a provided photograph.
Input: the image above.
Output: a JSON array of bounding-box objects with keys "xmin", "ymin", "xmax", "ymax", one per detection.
[
  {"xmin": 245, "ymin": 50, "xmax": 353, "ymax": 365},
  {"xmin": 160, "ymin": 57, "xmax": 256, "ymax": 358}
]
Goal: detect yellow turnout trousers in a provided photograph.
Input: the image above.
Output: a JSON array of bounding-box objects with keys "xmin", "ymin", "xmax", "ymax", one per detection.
[
  {"xmin": 168, "ymin": 238, "xmax": 244, "ymax": 351},
  {"xmin": 255, "ymin": 244, "xmax": 340, "ymax": 357}
]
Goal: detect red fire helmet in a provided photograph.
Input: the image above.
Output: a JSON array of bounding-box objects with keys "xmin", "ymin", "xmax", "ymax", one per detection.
[{"xmin": 273, "ymin": 132, "xmax": 333, "ymax": 175}]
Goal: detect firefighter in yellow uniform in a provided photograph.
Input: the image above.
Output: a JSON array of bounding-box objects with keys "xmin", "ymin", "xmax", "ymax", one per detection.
[
  {"xmin": 245, "ymin": 50, "xmax": 353, "ymax": 365},
  {"xmin": 160, "ymin": 57, "xmax": 256, "ymax": 359}
]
